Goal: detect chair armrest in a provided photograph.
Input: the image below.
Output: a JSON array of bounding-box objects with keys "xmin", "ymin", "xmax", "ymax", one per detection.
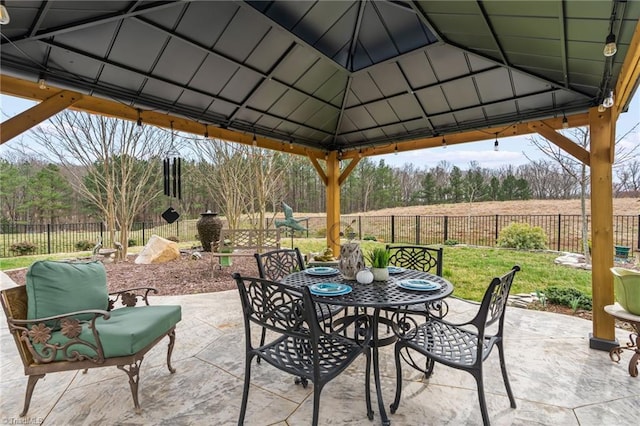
[
  {"xmin": 109, "ymin": 287, "xmax": 158, "ymax": 307},
  {"xmin": 6, "ymin": 310, "xmax": 111, "ymax": 364}
]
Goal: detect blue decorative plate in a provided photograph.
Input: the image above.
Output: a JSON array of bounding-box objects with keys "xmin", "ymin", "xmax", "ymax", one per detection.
[
  {"xmin": 397, "ymin": 279, "xmax": 441, "ymax": 291},
  {"xmin": 304, "ymin": 267, "xmax": 339, "ymax": 276},
  {"xmin": 388, "ymin": 266, "xmax": 406, "ymax": 274},
  {"xmin": 309, "ymin": 283, "xmax": 352, "ymax": 296}
]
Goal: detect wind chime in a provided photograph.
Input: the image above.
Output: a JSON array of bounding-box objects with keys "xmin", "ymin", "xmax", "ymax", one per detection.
[{"xmin": 161, "ymin": 122, "xmax": 181, "ymax": 224}]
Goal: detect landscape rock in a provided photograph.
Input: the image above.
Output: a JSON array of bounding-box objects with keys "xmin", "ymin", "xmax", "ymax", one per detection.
[
  {"xmin": 134, "ymin": 235, "xmax": 180, "ymax": 264},
  {"xmin": 554, "ymin": 252, "xmax": 592, "ymax": 270}
]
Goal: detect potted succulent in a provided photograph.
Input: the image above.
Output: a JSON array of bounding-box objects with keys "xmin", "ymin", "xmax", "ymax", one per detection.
[
  {"xmin": 220, "ymin": 239, "xmax": 233, "ymax": 267},
  {"xmin": 366, "ymin": 247, "xmax": 390, "ymax": 281}
]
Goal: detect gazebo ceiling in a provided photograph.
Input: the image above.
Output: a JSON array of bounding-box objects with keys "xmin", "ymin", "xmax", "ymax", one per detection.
[{"xmin": 1, "ymin": 0, "xmax": 638, "ymax": 152}]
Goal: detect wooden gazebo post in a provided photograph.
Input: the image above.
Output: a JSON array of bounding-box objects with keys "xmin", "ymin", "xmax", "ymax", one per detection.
[
  {"xmin": 588, "ymin": 106, "xmax": 617, "ymax": 349},
  {"xmin": 325, "ymin": 151, "xmax": 341, "ymax": 256}
]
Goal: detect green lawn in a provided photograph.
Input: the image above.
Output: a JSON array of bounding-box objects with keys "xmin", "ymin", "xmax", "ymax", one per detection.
[{"xmin": 2, "ymin": 238, "xmax": 592, "ymax": 303}]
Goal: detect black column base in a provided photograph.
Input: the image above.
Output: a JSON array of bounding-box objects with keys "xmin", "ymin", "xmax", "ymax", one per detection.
[{"xmin": 589, "ymin": 333, "xmax": 619, "ymax": 351}]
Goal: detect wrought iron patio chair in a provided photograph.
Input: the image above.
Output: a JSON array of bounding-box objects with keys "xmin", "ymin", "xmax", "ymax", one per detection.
[
  {"xmin": 390, "ymin": 266, "xmax": 520, "ymax": 426},
  {"xmin": 254, "ymin": 248, "xmax": 345, "ymax": 374},
  {"xmin": 233, "ymin": 274, "xmax": 372, "ymax": 425}
]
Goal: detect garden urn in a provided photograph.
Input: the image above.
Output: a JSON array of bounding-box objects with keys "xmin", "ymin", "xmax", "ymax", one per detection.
[
  {"xmin": 371, "ymin": 267, "xmax": 389, "ymax": 282},
  {"xmin": 611, "ymin": 267, "xmax": 640, "ymax": 315},
  {"xmin": 197, "ymin": 210, "xmax": 222, "ymax": 252},
  {"xmin": 339, "ymin": 242, "xmax": 365, "ymax": 280}
]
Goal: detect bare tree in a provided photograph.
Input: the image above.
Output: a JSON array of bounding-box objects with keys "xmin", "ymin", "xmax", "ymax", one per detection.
[{"xmin": 30, "ymin": 111, "xmax": 172, "ymax": 258}]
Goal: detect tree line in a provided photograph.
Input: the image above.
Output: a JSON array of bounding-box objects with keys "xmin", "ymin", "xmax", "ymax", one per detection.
[{"xmin": 1, "ymin": 112, "xmax": 639, "ymax": 255}]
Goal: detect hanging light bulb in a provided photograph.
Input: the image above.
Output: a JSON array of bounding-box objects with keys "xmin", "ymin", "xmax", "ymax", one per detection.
[
  {"xmin": 603, "ymin": 32, "xmax": 617, "ymax": 57},
  {"xmin": 324, "ymin": 152, "xmax": 328, "ymax": 161},
  {"xmin": 38, "ymin": 73, "xmax": 47, "ymax": 89},
  {"xmin": 562, "ymin": 114, "xmax": 569, "ymax": 129},
  {"xmin": 442, "ymin": 137, "xmax": 447, "ymax": 149},
  {"xmin": 394, "ymin": 144, "xmax": 398, "ymax": 155},
  {"xmin": 358, "ymin": 149, "xmax": 362, "ymax": 158},
  {"xmin": 603, "ymin": 90, "xmax": 614, "ymax": 108},
  {"xmin": 0, "ymin": 5, "xmax": 10, "ymax": 25},
  {"xmin": 494, "ymin": 135, "xmax": 499, "ymax": 152},
  {"xmin": 135, "ymin": 109, "xmax": 143, "ymax": 134},
  {"xmin": 289, "ymin": 139, "xmax": 293, "ymax": 149},
  {"xmin": 252, "ymin": 133, "xmax": 257, "ymax": 147},
  {"xmin": 598, "ymin": 104, "xmax": 607, "ymax": 113}
]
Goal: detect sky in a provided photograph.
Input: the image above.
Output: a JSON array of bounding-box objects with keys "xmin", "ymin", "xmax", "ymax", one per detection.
[{"xmin": 1, "ymin": 91, "xmax": 638, "ymax": 171}]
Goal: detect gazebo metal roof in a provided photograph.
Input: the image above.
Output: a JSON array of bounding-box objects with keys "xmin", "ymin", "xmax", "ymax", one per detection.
[{"xmin": 1, "ymin": 0, "xmax": 638, "ymax": 153}]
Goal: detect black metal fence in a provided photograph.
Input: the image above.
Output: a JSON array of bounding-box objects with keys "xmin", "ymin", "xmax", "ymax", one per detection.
[{"xmin": 2, "ymin": 214, "xmax": 638, "ymax": 258}]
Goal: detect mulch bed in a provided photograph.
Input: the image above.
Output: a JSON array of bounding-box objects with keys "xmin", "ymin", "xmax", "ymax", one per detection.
[{"xmin": 4, "ymin": 252, "xmax": 258, "ymax": 296}]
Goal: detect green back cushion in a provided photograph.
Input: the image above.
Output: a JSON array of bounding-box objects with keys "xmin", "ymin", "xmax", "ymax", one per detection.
[{"xmin": 26, "ymin": 260, "xmax": 108, "ymax": 325}]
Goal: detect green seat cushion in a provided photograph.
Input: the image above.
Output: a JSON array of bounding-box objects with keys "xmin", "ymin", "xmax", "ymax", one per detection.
[
  {"xmin": 39, "ymin": 305, "xmax": 182, "ymax": 361},
  {"xmin": 27, "ymin": 261, "xmax": 108, "ymax": 326}
]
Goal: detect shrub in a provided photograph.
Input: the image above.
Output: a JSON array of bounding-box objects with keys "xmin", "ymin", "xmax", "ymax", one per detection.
[
  {"xmin": 166, "ymin": 236, "xmax": 180, "ymax": 243},
  {"xmin": 545, "ymin": 286, "xmax": 592, "ymax": 310},
  {"xmin": 444, "ymin": 239, "xmax": 458, "ymax": 246},
  {"xmin": 9, "ymin": 241, "xmax": 37, "ymax": 256},
  {"xmin": 128, "ymin": 238, "xmax": 137, "ymax": 247},
  {"xmin": 75, "ymin": 240, "xmax": 94, "ymax": 251},
  {"xmin": 363, "ymin": 235, "xmax": 377, "ymax": 241},
  {"xmin": 497, "ymin": 223, "xmax": 547, "ymax": 250}
]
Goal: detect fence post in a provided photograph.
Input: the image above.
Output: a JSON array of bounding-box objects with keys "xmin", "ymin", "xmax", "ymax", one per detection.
[
  {"xmin": 557, "ymin": 214, "xmax": 562, "ymax": 252},
  {"xmin": 444, "ymin": 215, "xmax": 448, "ymax": 242},
  {"xmin": 142, "ymin": 222, "xmax": 146, "ymax": 246},
  {"xmin": 176, "ymin": 220, "xmax": 180, "ymax": 238},
  {"xmin": 637, "ymin": 214, "xmax": 640, "ymax": 250},
  {"xmin": 415, "ymin": 215, "xmax": 420, "ymax": 245},
  {"xmin": 494, "ymin": 214, "xmax": 499, "ymax": 245},
  {"xmin": 47, "ymin": 224, "xmax": 51, "ymax": 254},
  {"xmin": 391, "ymin": 215, "xmax": 395, "ymax": 243}
]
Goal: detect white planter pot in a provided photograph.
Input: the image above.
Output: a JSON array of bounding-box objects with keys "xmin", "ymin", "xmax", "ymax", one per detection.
[{"xmin": 371, "ymin": 267, "xmax": 389, "ymax": 281}]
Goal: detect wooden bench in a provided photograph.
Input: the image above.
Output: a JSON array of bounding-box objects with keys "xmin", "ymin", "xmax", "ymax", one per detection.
[{"xmin": 210, "ymin": 228, "xmax": 281, "ymax": 270}]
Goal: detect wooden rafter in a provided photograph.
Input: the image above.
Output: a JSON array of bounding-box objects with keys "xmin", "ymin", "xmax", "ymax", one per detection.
[
  {"xmin": 528, "ymin": 121, "xmax": 591, "ymax": 166},
  {"xmin": 338, "ymin": 157, "xmax": 361, "ymax": 186},
  {"xmin": 0, "ymin": 90, "xmax": 81, "ymax": 144}
]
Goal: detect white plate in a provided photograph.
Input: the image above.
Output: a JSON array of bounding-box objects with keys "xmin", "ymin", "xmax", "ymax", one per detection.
[
  {"xmin": 304, "ymin": 267, "xmax": 339, "ymax": 276},
  {"xmin": 397, "ymin": 279, "xmax": 441, "ymax": 291},
  {"xmin": 309, "ymin": 282, "xmax": 352, "ymax": 296}
]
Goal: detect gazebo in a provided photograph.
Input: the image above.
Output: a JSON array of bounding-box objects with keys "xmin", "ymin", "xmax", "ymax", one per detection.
[{"xmin": 1, "ymin": 0, "xmax": 639, "ymax": 351}]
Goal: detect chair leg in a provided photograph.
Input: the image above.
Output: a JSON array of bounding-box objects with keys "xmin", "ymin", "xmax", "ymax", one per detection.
[
  {"xmin": 365, "ymin": 348, "xmax": 373, "ymax": 420},
  {"xmin": 497, "ymin": 341, "xmax": 516, "ymax": 408},
  {"xmin": 167, "ymin": 328, "xmax": 177, "ymax": 373},
  {"xmin": 312, "ymin": 382, "xmax": 323, "ymax": 426},
  {"xmin": 20, "ymin": 374, "xmax": 44, "ymax": 417},
  {"xmin": 238, "ymin": 354, "xmax": 253, "ymax": 425},
  {"xmin": 117, "ymin": 359, "xmax": 143, "ymax": 414},
  {"xmin": 257, "ymin": 327, "xmax": 266, "ymax": 364},
  {"xmin": 472, "ymin": 369, "xmax": 490, "ymax": 426},
  {"xmin": 390, "ymin": 344, "xmax": 404, "ymax": 414}
]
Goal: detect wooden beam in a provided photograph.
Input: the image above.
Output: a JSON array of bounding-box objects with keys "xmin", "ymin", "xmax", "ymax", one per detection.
[
  {"xmin": 614, "ymin": 19, "xmax": 640, "ymax": 118},
  {"xmin": 309, "ymin": 155, "xmax": 328, "ymax": 185},
  {"xmin": 0, "ymin": 90, "xmax": 81, "ymax": 144},
  {"xmin": 325, "ymin": 152, "xmax": 341, "ymax": 257},
  {"xmin": 340, "ymin": 113, "xmax": 590, "ymax": 159},
  {"xmin": 0, "ymin": 75, "xmax": 326, "ymax": 158},
  {"xmin": 588, "ymin": 106, "xmax": 616, "ymax": 349},
  {"xmin": 338, "ymin": 157, "xmax": 361, "ymax": 185},
  {"xmin": 528, "ymin": 121, "xmax": 590, "ymax": 166}
]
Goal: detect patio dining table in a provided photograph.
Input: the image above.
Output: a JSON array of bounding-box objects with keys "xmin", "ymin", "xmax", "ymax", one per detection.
[{"xmin": 283, "ymin": 268, "xmax": 454, "ymax": 425}]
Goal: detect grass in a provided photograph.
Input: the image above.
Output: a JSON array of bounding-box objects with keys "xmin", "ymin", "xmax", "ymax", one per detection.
[{"xmin": 2, "ymin": 237, "xmax": 594, "ymax": 303}]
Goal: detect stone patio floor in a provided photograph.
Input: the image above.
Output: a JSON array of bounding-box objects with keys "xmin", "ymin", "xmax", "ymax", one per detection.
[{"xmin": 1, "ymin": 286, "xmax": 639, "ymax": 425}]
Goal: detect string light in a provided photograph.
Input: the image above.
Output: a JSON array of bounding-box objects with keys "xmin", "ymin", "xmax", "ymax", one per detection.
[
  {"xmin": 289, "ymin": 140, "xmax": 293, "ymax": 149},
  {"xmin": 562, "ymin": 113, "xmax": 568, "ymax": 129},
  {"xmin": 603, "ymin": 32, "xmax": 617, "ymax": 57},
  {"xmin": 358, "ymin": 149, "xmax": 362, "ymax": 158},
  {"xmin": 603, "ymin": 90, "xmax": 614, "ymax": 108},
  {"xmin": 204, "ymin": 124, "xmax": 209, "ymax": 139},
  {"xmin": 494, "ymin": 134, "xmax": 499, "ymax": 152},
  {"xmin": 38, "ymin": 74, "xmax": 46, "ymax": 89},
  {"xmin": 442, "ymin": 137, "xmax": 447, "ymax": 149},
  {"xmin": 252, "ymin": 133, "xmax": 257, "ymax": 147},
  {"xmin": 135, "ymin": 109, "xmax": 143, "ymax": 134},
  {"xmin": 394, "ymin": 144, "xmax": 398, "ymax": 155},
  {"xmin": 324, "ymin": 152, "xmax": 328, "ymax": 161}
]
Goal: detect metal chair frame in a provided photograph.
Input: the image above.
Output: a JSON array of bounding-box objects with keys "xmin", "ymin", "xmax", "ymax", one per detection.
[
  {"xmin": 234, "ymin": 274, "xmax": 372, "ymax": 426},
  {"xmin": 390, "ymin": 266, "xmax": 521, "ymax": 426}
]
